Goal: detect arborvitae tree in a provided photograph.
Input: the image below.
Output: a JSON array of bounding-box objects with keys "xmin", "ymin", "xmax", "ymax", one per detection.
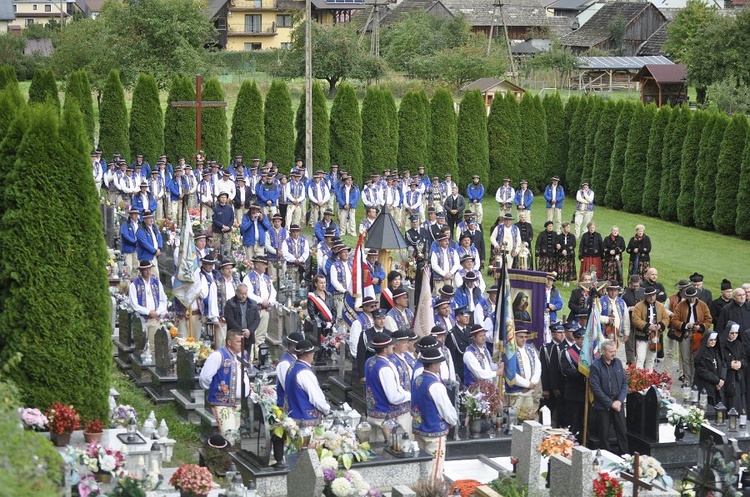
[
  {"xmin": 294, "ymin": 82, "xmax": 330, "ymax": 170},
  {"xmin": 98, "ymin": 70, "xmax": 129, "ymax": 162},
  {"xmin": 519, "ymin": 94, "xmax": 547, "ymax": 191},
  {"xmin": 736, "ymin": 139, "xmax": 750, "ymax": 239},
  {"xmin": 383, "ymin": 88, "xmax": 398, "ymax": 170},
  {"xmin": 694, "ymin": 114, "xmax": 728, "ymax": 231},
  {"xmin": 675, "ymin": 110, "xmax": 708, "ymax": 224},
  {"xmin": 0, "ymin": 113, "xmax": 28, "ymax": 213},
  {"xmin": 580, "ymin": 97, "xmax": 603, "ymax": 187},
  {"xmin": 456, "ymin": 89, "xmax": 489, "ymax": 188},
  {"xmin": 329, "ymin": 83, "xmax": 362, "ymax": 183},
  {"xmin": 0, "ymin": 64, "xmax": 18, "ymax": 89},
  {"xmin": 713, "ymin": 114, "xmax": 749, "ymax": 235},
  {"xmin": 77, "ymin": 70, "xmax": 95, "ymax": 147},
  {"xmin": 61, "ymin": 104, "xmax": 89, "ymax": 159},
  {"xmin": 543, "ymin": 93, "xmax": 566, "ymax": 182},
  {"xmin": 129, "ymin": 73, "xmax": 164, "ymax": 164},
  {"xmin": 264, "ymin": 80, "xmax": 295, "ymax": 170},
  {"xmin": 230, "ymin": 80, "xmax": 264, "ymax": 161},
  {"xmin": 641, "ymin": 106, "xmax": 671, "ymax": 217},
  {"xmin": 0, "ymin": 105, "xmax": 110, "ymax": 422},
  {"xmin": 164, "ymin": 75, "xmax": 196, "ymax": 163},
  {"xmin": 0, "ymin": 90, "xmax": 21, "ymax": 140},
  {"xmin": 559, "ymin": 96, "xmax": 580, "ymax": 186},
  {"xmin": 566, "ymin": 97, "xmax": 590, "ymax": 190},
  {"xmin": 591, "ymin": 100, "xmax": 621, "ymax": 197},
  {"xmin": 417, "ymin": 90, "xmax": 432, "ymax": 163},
  {"xmin": 622, "ymin": 103, "xmax": 656, "ymax": 213},
  {"xmin": 28, "ymin": 68, "xmax": 60, "ymax": 111},
  {"xmin": 430, "ymin": 88, "xmax": 458, "ymax": 180},
  {"xmin": 487, "ymin": 92, "xmax": 520, "ymax": 192},
  {"xmin": 362, "ymin": 87, "xmax": 392, "ymax": 180},
  {"xmin": 200, "ymin": 77, "xmax": 228, "ymax": 165},
  {"xmin": 658, "ymin": 106, "xmax": 691, "ymax": 221},
  {"xmin": 605, "ymin": 101, "xmax": 635, "ymax": 208},
  {"xmin": 397, "ymin": 90, "xmax": 429, "ymax": 171}
]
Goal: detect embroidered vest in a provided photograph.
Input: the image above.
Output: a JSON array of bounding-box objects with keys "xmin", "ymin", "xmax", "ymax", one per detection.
[
  {"xmin": 134, "ymin": 276, "xmax": 161, "ymax": 310},
  {"xmin": 207, "ymin": 348, "xmax": 239, "ymax": 406},
  {"xmin": 276, "ymin": 351, "xmax": 296, "ymax": 408},
  {"xmin": 365, "ymin": 355, "xmax": 409, "ymax": 419},
  {"xmin": 411, "ymin": 373, "xmax": 450, "ymax": 437},
  {"xmin": 285, "ymin": 360, "xmax": 322, "ymax": 424}
]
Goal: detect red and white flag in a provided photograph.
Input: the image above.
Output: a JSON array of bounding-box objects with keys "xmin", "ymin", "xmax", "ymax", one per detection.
[
  {"xmin": 412, "ymin": 265, "xmax": 435, "ymax": 336},
  {"xmin": 349, "ymin": 233, "xmax": 374, "ymax": 308}
]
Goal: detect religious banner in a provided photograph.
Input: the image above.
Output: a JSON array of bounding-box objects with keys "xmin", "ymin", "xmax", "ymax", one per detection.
[
  {"xmin": 412, "ymin": 265, "xmax": 435, "ymax": 336},
  {"xmin": 172, "ymin": 201, "xmax": 202, "ymax": 307},
  {"xmin": 507, "ymin": 268, "xmax": 547, "ymax": 350}
]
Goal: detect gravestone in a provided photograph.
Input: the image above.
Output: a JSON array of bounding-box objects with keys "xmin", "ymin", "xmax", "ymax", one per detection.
[
  {"xmin": 176, "ymin": 347, "xmax": 198, "ymax": 395},
  {"xmin": 101, "ymin": 204, "xmax": 116, "ymax": 247},
  {"xmin": 510, "ymin": 420, "xmax": 545, "ymax": 494},
  {"xmin": 241, "ymin": 401, "xmax": 271, "ymax": 467},
  {"xmin": 154, "ymin": 327, "xmax": 171, "ymax": 376},
  {"xmin": 549, "ymin": 446, "xmax": 595, "ymax": 497},
  {"xmin": 115, "ymin": 309, "xmax": 134, "ymax": 369},
  {"xmin": 145, "ymin": 327, "xmax": 177, "ymax": 403},
  {"xmin": 643, "ymin": 387, "xmax": 660, "ymax": 441},
  {"xmin": 129, "ymin": 316, "xmax": 149, "ymax": 385},
  {"xmin": 132, "ymin": 317, "xmax": 145, "ymax": 358},
  {"xmin": 286, "ymin": 449, "xmax": 325, "ymax": 497},
  {"xmin": 627, "ymin": 391, "xmax": 646, "ymax": 438}
]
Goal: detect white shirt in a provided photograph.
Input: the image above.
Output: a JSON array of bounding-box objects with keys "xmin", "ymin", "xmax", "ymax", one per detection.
[
  {"xmin": 423, "ymin": 371, "xmax": 459, "ymax": 426},
  {"xmin": 292, "ymin": 360, "xmax": 331, "ymax": 415},
  {"xmin": 201, "ymin": 271, "xmax": 220, "ymax": 322},
  {"xmin": 215, "ymin": 179, "xmax": 236, "ymax": 201},
  {"xmin": 374, "ymin": 355, "xmax": 410, "ymax": 405},
  {"xmin": 495, "ymin": 186, "xmax": 515, "ymax": 204},
  {"xmin": 276, "ymin": 352, "xmax": 297, "ymax": 390},
  {"xmin": 128, "ymin": 277, "xmax": 168, "ymax": 318},
  {"xmin": 307, "ymin": 181, "xmax": 330, "ymax": 205},
  {"xmin": 348, "ymin": 314, "xmax": 373, "ymax": 358},
  {"xmin": 242, "ymin": 270, "xmax": 277, "ymax": 305},
  {"xmin": 576, "ymin": 189, "xmax": 594, "ymax": 208},
  {"xmin": 281, "ymin": 236, "xmax": 309, "ymax": 263},
  {"xmin": 330, "ymin": 260, "xmax": 352, "ymax": 294},
  {"xmin": 431, "ymin": 247, "xmax": 459, "ymax": 278},
  {"xmin": 222, "ymin": 276, "xmax": 236, "ymax": 302},
  {"xmin": 512, "ymin": 345, "xmax": 542, "ymax": 390},
  {"xmin": 463, "ymin": 345, "xmax": 498, "ymax": 382},
  {"xmin": 199, "ymin": 349, "xmax": 251, "ymax": 400}
]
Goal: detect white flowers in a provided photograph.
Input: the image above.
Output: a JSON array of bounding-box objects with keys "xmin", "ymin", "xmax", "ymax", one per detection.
[
  {"xmin": 320, "ymin": 456, "xmax": 339, "ymax": 471},
  {"xmin": 331, "ymin": 477, "xmax": 353, "ymax": 496}
]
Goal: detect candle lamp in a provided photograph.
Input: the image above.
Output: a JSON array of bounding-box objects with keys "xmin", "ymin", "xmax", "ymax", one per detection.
[
  {"xmin": 715, "ymin": 402, "xmax": 727, "ymax": 426},
  {"xmin": 728, "ymin": 408, "xmax": 739, "ymax": 432}
]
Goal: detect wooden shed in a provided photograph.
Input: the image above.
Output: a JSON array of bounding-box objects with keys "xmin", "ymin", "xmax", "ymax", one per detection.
[
  {"xmin": 459, "ymin": 78, "xmax": 525, "ymax": 109},
  {"xmin": 633, "ymin": 64, "xmax": 687, "ymax": 107}
]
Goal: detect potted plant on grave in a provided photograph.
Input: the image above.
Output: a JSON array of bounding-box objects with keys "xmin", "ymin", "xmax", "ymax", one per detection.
[
  {"xmin": 110, "ymin": 405, "xmax": 138, "ymax": 428},
  {"xmin": 593, "ymin": 472, "xmax": 623, "ymax": 497},
  {"xmin": 80, "ymin": 441, "xmax": 126, "ymax": 483},
  {"xmin": 739, "ymin": 453, "xmax": 750, "ymax": 488},
  {"xmin": 18, "ymin": 407, "xmax": 48, "ymax": 431},
  {"xmin": 46, "ymin": 401, "xmax": 81, "ymax": 446},
  {"xmin": 169, "ymin": 463, "xmax": 214, "ymax": 497},
  {"xmin": 667, "ymin": 403, "xmax": 706, "ymax": 436},
  {"xmin": 320, "ymin": 456, "xmax": 381, "ymax": 497},
  {"xmin": 84, "ymin": 418, "xmax": 106, "ymax": 444},
  {"xmin": 459, "ymin": 388, "xmax": 491, "ymax": 438}
]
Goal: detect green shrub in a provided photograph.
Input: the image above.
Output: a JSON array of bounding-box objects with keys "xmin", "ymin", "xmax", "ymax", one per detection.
[
  {"xmin": 294, "ymin": 81, "xmax": 330, "ymax": 170},
  {"xmin": 657, "ymin": 105, "xmax": 691, "ymax": 221},
  {"xmin": 621, "ymin": 103, "xmax": 656, "ymax": 213},
  {"xmin": 200, "ymin": 77, "xmax": 229, "ymax": 165},
  {"xmin": 736, "ymin": 139, "xmax": 750, "ymax": 239},
  {"xmin": 129, "ymin": 73, "xmax": 164, "ymax": 164},
  {"xmin": 264, "ymin": 80, "xmax": 295, "ymax": 170},
  {"xmin": 519, "ymin": 94, "xmax": 547, "ymax": 191},
  {"xmin": 329, "ymin": 83, "xmax": 362, "ymax": 183},
  {"xmin": 559, "ymin": 96, "xmax": 579, "ymax": 186},
  {"xmin": 566, "ymin": 97, "xmax": 590, "ymax": 190},
  {"xmin": 164, "ymin": 75, "xmax": 196, "ymax": 163},
  {"xmin": 430, "ymin": 87, "xmax": 458, "ymax": 179},
  {"xmin": 605, "ymin": 101, "xmax": 635, "ymax": 208},
  {"xmin": 383, "ymin": 88, "xmax": 399, "ymax": 169},
  {"xmin": 675, "ymin": 109, "xmax": 708, "ymax": 224},
  {"xmin": 362, "ymin": 87, "xmax": 393, "ymax": 179},
  {"xmin": 693, "ymin": 114, "xmax": 728, "ymax": 231},
  {"xmin": 397, "ymin": 89, "xmax": 429, "ymax": 171},
  {"xmin": 27, "ymin": 68, "xmax": 59, "ymax": 111},
  {"xmin": 580, "ymin": 97, "xmax": 603, "ymax": 189},
  {"xmin": 230, "ymin": 80, "xmax": 264, "ymax": 161},
  {"xmin": 713, "ymin": 114, "xmax": 748, "ymax": 234},
  {"xmin": 487, "ymin": 92, "xmax": 520, "ymax": 192},
  {"xmin": 457, "ymin": 89, "xmax": 489, "ymax": 188},
  {"xmin": 641, "ymin": 106, "xmax": 671, "ymax": 217},
  {"xmin": 591, "ymin": 100, "xmax": 620, "ymax": 197},
  {"xmin": 98, "ymin": 70, "xmax": 129, "ymax": 161},
  {"xmin": 543, "ymin": 92, "xmax": 566, "ymax": 183}
]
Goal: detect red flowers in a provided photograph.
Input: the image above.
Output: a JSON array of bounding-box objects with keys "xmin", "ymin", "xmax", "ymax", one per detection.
[
  {"xmin": 45, "ymin": 402, "xmax": 81, "ymax": 435},
  {"xmin": 594, "ymin": 472, "xmax": 623, "ymax": 497},
  {"xmin": 625, "ymin": 364, "xmax": 671, "ymax": 393}
]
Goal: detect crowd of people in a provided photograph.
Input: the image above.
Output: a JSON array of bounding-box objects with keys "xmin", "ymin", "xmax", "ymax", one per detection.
[{"xmin": 110, "ymin": 151, "xmax": 750, "ymax": 479}]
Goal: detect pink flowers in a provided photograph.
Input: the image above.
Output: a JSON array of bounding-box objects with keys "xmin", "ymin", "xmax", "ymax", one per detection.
[
  {"xmin": 81, "ymin": 441, "xmax": 125, "ymax": 474},
  {"xmin": 169, "ymin": 463, "xmax": 214, "ymax": 494},
  {"xmin": 19, "ymin": 407, "xmax": 48, "ymax": 430}
]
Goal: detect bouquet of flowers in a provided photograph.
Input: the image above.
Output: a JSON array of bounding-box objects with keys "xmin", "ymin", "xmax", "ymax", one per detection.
[
  {"xmin": 309, "ymin": 425, "xmax": 372, "ymax": 469},
  {"xmin": 19, "ymin": 407, "xmax": 48, "ymax": 431},
  {"xmin": 176, "ymin": 336, "xmax": 202, "ymax": 353},
  {"xmin": 160, "ymin": 316, "xmax": 179, "ymax": 339},
  {"xmin": 320, "ymin": 456, "xmax": 381, "ymax": 497},
  {"xmin": 169, "ymin": 464, "xmax": 214, "ymax": 496},
  {"xmin": 196, "ymin": 344, "xmax": 212, "ymax": 365},
  {"xmin": 249, "ymin": 376, "xmax": 301, "ymax": 447},
  {"xmin": 110, "ymin": 405, "xmax": 138, "ymax": 428},
  {"xmin": 46, "ymin": 402, "xmax": 81, "ymax": 434},
  {"xmin": 666, "ymin": 403, "xmax": 706, "ymax": 433},
  {"xmin": 625, "ymin": 364, "xmax": 672, "ymax": 393},
  {"xmin": 536, "ymin": 428, "xmax": 577, "ymax": 459},
  {"xmin": 467, "ymin": 380, "xmax": 502, "ymax": 417},
  {"xmin": 234, "ymin": 251, "xmax": 252, "ymax": 278},
  {"xmin": 321, "ymin": 328, "xmax": 347, "ymax": 356},
  {"xmin": 459, "ymin": 388, "xmax": 492, "ymax": 419},
  {"xmin": 593, "ymin": 472, "xmax": 623, "ymax": 497},
  {"xmin": 230, "ymin": 226, "xmax": 242, "ymax": 251},
  {"xmin": 741, "ymin": 453, "xmax": 750, "ymax": 472},
  {"xmin": 80, "ymin": 441, "xmax": 125, "ymax": 475},
  {"xmin": 616, "ymin": 454, "xmax": 673, "ymax": 490}
]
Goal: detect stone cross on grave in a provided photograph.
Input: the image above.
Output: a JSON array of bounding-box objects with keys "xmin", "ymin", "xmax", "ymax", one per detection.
[
  {"xmin": 169, "ymin": 74, "xmax": 227, "ymax": 154},
  {"xmin": 619, "ymin": 452, "xmax": 654, "ymax": 497}
]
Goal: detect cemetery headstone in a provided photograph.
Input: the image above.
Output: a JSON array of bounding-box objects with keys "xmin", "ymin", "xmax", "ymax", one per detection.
[
  {"xmin": 510, "ymin": 420, "xmax": 545, "ymax": 493},
  {"xmin": 132, "ymin": 316, "xmax": 145, "ymax": 358},
  {"xmin": 643, "ymin": 387, "xmax": 660, "ymax": 441},
  {"xmin": 286, "ymin": 449, "xmax": 325, "ymax": 497},
  {"xmin": 627, "ymin": 391, "xmax": 646, "ymax": 438},
  {"xmin": 118, "ymin": 309, "xmax": 133, "ymax": 347},
  {"xmin": 549, "ymin": 446, "xmax": 595, "ymax": 497},
  {"xmin": 176, "ymin": 347, "xmax": 198, "ymax": 397},
  {"xmin": 154, "ymin": 327, "xmax": 170, "ymax": 376}
]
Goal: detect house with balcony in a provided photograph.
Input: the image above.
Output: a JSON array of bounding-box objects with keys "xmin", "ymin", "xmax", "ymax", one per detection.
[
  {"xmin": 10, "ymin": 0, "xmax": 79, "ymax": 29},
  {"xmin": 225, "ymin": 0, "xmax": 365, "ymax": 51}
]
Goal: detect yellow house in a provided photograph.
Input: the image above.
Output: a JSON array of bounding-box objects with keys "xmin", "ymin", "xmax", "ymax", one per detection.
[
  {"xmin": 225, "ymin": 0, "xmax": 364, "ymax": 51},
  {"xmin": 11, "ymin": 0, "xmax": 77, "ymax": 29}
]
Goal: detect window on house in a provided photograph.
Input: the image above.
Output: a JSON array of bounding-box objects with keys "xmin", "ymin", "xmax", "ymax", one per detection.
[
  {"xmin": 33, "ymin": 4, "xmax": 38, "ymax": 10},
  {"xmin": 13, "ymin": 4, "xmax": 17, "ymax": 11},
  {"xmin": 45, "ymin": 4, "xmax": 52, "ymax": 12},
  {"xmin": 244, "ymin": 42, "xmax": 262, "ymax": 51},
  {"xmin": 276, "ymin": 14, "xmax": 292, "ymax": 27},
  {"xmin": 245, "ymin": 14, "xmax": 261, "ymax": 32},
  {"xmin": 254, "ymin": 0, "xmax": 262, "ymax": 7},
  {"xmin": 26, "ymin": 18, "xmax": 35, "ymax": 25}
]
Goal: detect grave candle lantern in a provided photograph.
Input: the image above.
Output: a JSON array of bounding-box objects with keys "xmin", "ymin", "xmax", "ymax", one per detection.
[
  {"xmin": 715, "ymin": 402, "xmax": 727, "ymax": 425},
  {"xmin": 728, "ymin": 408, "xmax": 739, "ymax": 431}
]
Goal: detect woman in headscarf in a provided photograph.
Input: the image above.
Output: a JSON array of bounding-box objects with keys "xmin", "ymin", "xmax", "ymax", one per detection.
[
  {"xmin": 555, "ymin": 221, "xmax": 576, "ymax": 286},
  {"xmin": 380, "ymin": 270, "xmax": 402, "ymax": 311},
  {"xmin": 513, "ymin": 292, "xmax": 531, "ymax": 322},
  {"xmin": 694, "ymin": 330, "xmax": 725, "ymax": 406},
  {"xmin": 719, "ymin": 321, "xmax": 744, "ymax": 412},
  {"xmin": 535, "ymin": 221, "xmax": 557, "ymax": 273},
  {"xmin": 602, "ymin": 225, "xmax": 626, "ymax": 287},
  {"xmin": 578, "ymin": 221, "xmax": 603, "ymax": 281},
  {"xmin": 626, "ymin": 224, "xmax": 651, "ymax": 278}
]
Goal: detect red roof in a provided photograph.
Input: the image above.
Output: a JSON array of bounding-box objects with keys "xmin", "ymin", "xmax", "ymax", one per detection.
[{"xmin": 634, "ymin": 64, "xmax": 686, "ymax": 84}]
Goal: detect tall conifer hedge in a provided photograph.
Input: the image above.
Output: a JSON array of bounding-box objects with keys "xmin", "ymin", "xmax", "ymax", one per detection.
[
  {"xmin": 230, "ymin": 80, "xmax": 264, "ymax": 161},
  {"xmin": 264, "ymin": 81, "xmax": 294, "ymax": 169},
  {"xmin": 397, "ymin": 90, "xmax": 428, "ymax": 170},
  {"xmin": 456, "ymin": 89, "xmax": 489, "ymax": 188},
  {"xmin": 129, "ymin": 73, "xmax": 164, "ymax": 164},
  {"xmin": 621, "ymin": 103, "xmax": 656, "ymax": 213},
  {"xmin": 164, "ymin": 76, "xmax": 196, "ymax": 163},
  {"xmin": 65, "ymin": 70, "xmax": 95, "ymax": 148},
  {"xmin": 430, "ymin": 88, "xmax": 458, "ymax": 180},
  {"xmin": 28, "ymin": 69, "xmax": 59, "ymax": 112},
  {"xmin": 693, "ymin": 115, "xmax": 728, "ymax": 231},
  {"xmin": 383, "ymin": 89, "xmax": 398, "ymax": 170},
  {"xmin": 520, "ymin": 95, "xmax": 547, "ymax": 191},
  {"xmin": 294, "ymin": 82, "xmax": 330, "ymax": 170},
  {"xmin": 591, "ymin": 101, "xmax": 620, "ymax": 197},
  {"xmin": 676, "ymin": 110, "xmax": 708, "ymax": 225},
  {"xmin": 417, "ymin": 90, "xmax": 432, "ymax": 162},
  {"xmin": 487, "ymin": 92, "xmax": 520, "ymax": 192},
  {"xmin": 658, "ymin": 106, "xmax": 690, "ymax": 221},
  {"xmin": 580, "ymin": 97, "xmax": 603, "ymax": 187},
  {"xmin": 559, "ymin": 96, "xmax": 579, "ymax": 186},
  {"xmin": 0, "ymin": 64, "xmax": 18, "ymax": 89},
  {"xmin": 0, "ymin": 113, "xmax": 28, "ymax": 214},
  {"xmin": 605, "ymin": 101, "xmax": 635, "ymax": 208},
  {"xmin": 362, "ymin": 87, "xmax": 392, "ymax": 180},
  {"xmin": 98, "ymin": 70, "xmax": 129, "ymax": 161},
  {"xmin": 0, "ymin": 105, "xmax": 110, "ymax": 422},
  {"xmin": 201, "ymin": 77, "xmax": 228, "ymax": 165},
  {"xmin": 566, "ymin": 98, "xmax": 590, "ymax": 190},
  {"xmin": 543, "ymin": 93, "xmax": 566, "ymax": 182},
  {"xmin": 641, "ymin": 106, "xmax": 671, "ymax": 217},
  {"xmin": 329, "ymin": 83, "xmax": 362, "ymax": 183},
  {"xmin": 713, "ymin": 114, "xmax": 748, "ymax": 235},
  {"xmin": 736, "ymin": 140, "xmax": 750, "ymax": 239}
]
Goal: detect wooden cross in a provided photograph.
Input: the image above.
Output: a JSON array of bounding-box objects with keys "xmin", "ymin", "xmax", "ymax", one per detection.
[
  {"xmin": 618, "ymin": 452, "xmax": 653, "ymax": 497},
  {"xmin": 169, "ymin": 74, "xmax": 227, "ymax": 157}
]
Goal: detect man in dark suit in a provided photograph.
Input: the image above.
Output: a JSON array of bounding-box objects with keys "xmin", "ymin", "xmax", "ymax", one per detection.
[
  {"xmin": 443, "ymin": 185, "xmax": 465, "ymax": 238},
  {"xmin": 541, "ymin": 323, "xmax": 565, "ymax": 427},
  {"xmin": 446, "ymin": 306, "xmax": 472, "ymax": 385},
  {"xmin": 224, "ymin": 283, "xmax": 261, "ymax": 358},
  {"xmin": 560, "ymin": 327, "xmax": 587, "ymax": 442}
]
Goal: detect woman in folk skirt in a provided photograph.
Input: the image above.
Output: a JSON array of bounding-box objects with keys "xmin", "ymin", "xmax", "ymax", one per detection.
[
  {"xmin": 626, "ymin": 224, "xmax": 652, "ymax": 278},
  {"xmin": 578, "ymin": 221, "xmax": 603, "ymax": 281},
  {"xmin": 535, "ymin": 221, "xmax": 558, "ymax": 273},
  {"xmin": 602, "ymin": 225, "xmax": 626, "ymax": 287},
  {"xmin": 555, "ymin": 221, "xmax": 577, "ymax": 286}
]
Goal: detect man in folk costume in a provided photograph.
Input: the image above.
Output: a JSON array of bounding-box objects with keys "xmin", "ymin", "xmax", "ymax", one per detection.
[
  {"xmin": 275, "ymin": 332, "xmax": 304, "ymax": 409},
  {"xmin": 242, "ymin": 255, "xmax": 276, "ymax": 360},
  {"xmin": 213, "ymin": 191, "xmax": 235, "ymax": 259},
  {"xmin": 599, "ymin": 280, "xmax": 630, "ymax": 349},
  {"xmin": 389, "ymin": 329, "xmax": 417, "ymax": 392},
  {"xmin": 541, "ymin": 323, "xmax": 565, "ymax": 427},
  {"xmin": 491, "ymin": 213, "xmax": 522, "ymax": 269},
  {"xmin": 349, "ymin": 296, "xmax": 377, "ymax": 377},
  {"xmin": 670, "ymin": 285, "xmax": 713, "ymax": 384},
  {"xmin": 632, "ymin": 286, "xmax": 669, "ymax": 371},
  {"xmin": 365, "ymin": 333, "xmax": 412, "ymax": 441},
  {"xmin": 543, "ymin": 273, "xmax": 564, "ymax": 338},
  {"xmin": 360, "ymin": 206, "xmax": 378, "ymax": 234},
  {"xmin": 412, "ymin": 346, "xmax": 458, "ymax": 482},
  {"xmin": 285, "ymin": 339, "xmax": 332, "ymax": 428},
  {"xmin": 434, "ymin": 297, "xmax": 457, "ymax": 335},
  {"xmin": 384, "ymin": 175, "xmax": 403, "ymax": 227},
  {"xmin": 365, "ymin": 248, "xmax": 385, "ymax": 297},
  {"xmin": 307, "ymin": 171, "xmax": 331, "ymax": 226},
  {"xmin": 568, "ymin": 272, "xmax": 593, "ymax": 328},
  {"xmin": 264, "ymin": 213, "xmax": 287, "ymax": 282},
  {"xmin": 120, "ymin": 207, "xmax": 140, "ymax": 273},
  {"xmin": 385, "ymin": 288, "xmax": 414, "ymax": 332},
  {"xmin": 505, "ymin": 329, "xmax": 542, "ymax": 413},
  {"xmin": 215, "ymin": 258, "xmax": 241, "ymax": 350},
  {"xmin": 233, "ymin": 175, "xmax": 253, "ymax": 222},
  {"xmin": 481, "ymin": 285, "xmax": 499, "ymax": 345},
  {"xmin": 463, "ymin": 217, "xmax": 486, "ymax": 264},
  {"xmin": 285, "ymin": 170, "xmax": 306, "ymax": 228},
  {"xmin": 132, "ymin": 181, "xmax": 157, "ymax": 215},
  {"xmin": 240, "ymin": 204, "xmax": 270, "ymax": 260},
  {"xmin": 361, "ymin": 178, "xmax": 382, "ymax": 213},
  {"xmin": 168, "ymin": 166, "xmax": 189, "ymax": 227},
  {"xmin": 455, "ymin": 234, "xmax": 481, "ymax": 271},
  {"xmin": 466, "ymin": 174, "xmax": 485, "ymax": 224},
  {"xmin": 329, "ymin": 244, "xmax": 352, "ymax": 318},
  {"xmin": 357, "ymin": 309, "xmax": 389, "ymax": 381},
  {"xmin": 92, "ymin": 150, "xmax": 104, "ymax": 192},
  {"xmin": 463, "ymin": 324, "xmax": 502, "ymax": 387},
  {"xmin": 326, "ymin": 164, "xmax": 341, "ymax": 214},
  {"xmin": 559, "ymin": 327, "xmax": 587, "ymax": 442},
  {"xmin": 446, "ymin": 307, "xmax": 472, "ymax": 385},
  {"xmin": 315, "ymin": 227, "xmax": 337, "ymax": 278},
  {"xmin": 495, "ymin": 177, "xmax": 515, "ymax": 216},
  {"xmin": 454, "ymin": 271, "xmax": 485, "ymax": 325},
  {"xmin": 135, "ymin": 210, "xmax": 163, "ymax": 275},
  {"xmin": 255, "ymin": 174, "xmax": 279, "ymax": 219},
  {"xmin": 194, "ymin": 233, "xmax": 210, "ymax": 262},
  {"xmin": 574, "ymin": 182, "xmax": 595, "ymax": 239},
  {"xmin": 117, "ymin": 165, "xmax": 139, "ymax": 202},
  {"xmin": 198, "ymin": 170, "xmax": 215, "ymax": 222},
  {"xmin": 149, "ymin": 169, "xmax": 167, "ymax": 221},
  {"xmin": 280, "ymin": 224, "xmax": 309, "ymax": 284},
  {"xmin": 544, "ymin": 175, "xmax": 565, "ymax": 233},
  {"xmin": 129, "ymin": 260, "xmax": 168, "ymax": 351},
  {"xmin": 199, "ymin": 330, "xmax": 252, "ymax": 446},
  {"xmin": 514, "ymin": 180, "xmax": 534, "ymax": 224},
  {"xmin": 314, "ymin": 209, "xmax": 340, "ymax": 243},
  {"xmin": 200, "ymin": 254, "xmax": 221, "ymax": 341},
  {"xmin": 431, "ymin": 234, "xmax": 460, "ymax": 296},
  {"xmin": 336, "ymin": 175, "xmax": 360, "ymax": 236}
]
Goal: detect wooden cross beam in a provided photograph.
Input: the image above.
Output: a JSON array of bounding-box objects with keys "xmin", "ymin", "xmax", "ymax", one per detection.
[
  {"xmin": 618, "ymin": 452, "xmax": 653, "ymax": 497},
  {"xmin": 169, "ymin": 74, "xmax": 227, "ymax": 158}
]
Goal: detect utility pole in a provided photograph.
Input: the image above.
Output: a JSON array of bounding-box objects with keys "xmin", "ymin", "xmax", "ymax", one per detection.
[
  {"xmin": 305, "ymin": 0, "xmax": 313, "ymax": 170},
  {"xmin": 495, "ymin": 1, "xmax": 518, "ymax": 85}
]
